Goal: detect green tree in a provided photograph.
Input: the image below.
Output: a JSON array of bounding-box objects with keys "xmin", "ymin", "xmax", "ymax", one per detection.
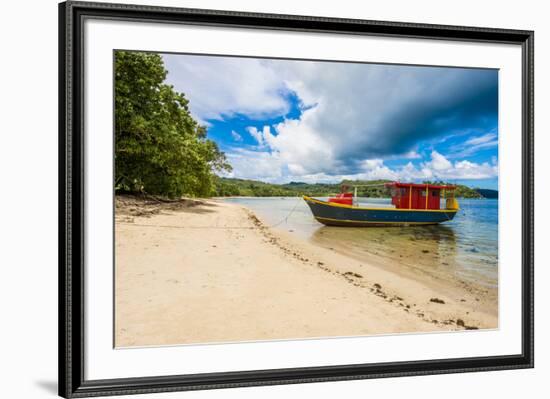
[{"xmin": 114, "ymin": 51, "xmax": 231, "ymax": 198}]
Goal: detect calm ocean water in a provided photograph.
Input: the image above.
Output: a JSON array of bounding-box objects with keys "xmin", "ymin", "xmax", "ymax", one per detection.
[{"xmin": 223, "ymin": 197, "xmax": 498, "ymax": 287}]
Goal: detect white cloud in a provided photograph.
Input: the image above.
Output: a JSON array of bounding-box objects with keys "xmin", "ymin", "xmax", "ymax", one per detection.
[
  {"xmin": 243, "ymin": 111, "xmax": 334, "ymax": 176},
  {"xmin": 353, "ymin": 159, "xmax": 399, "ymax": 181},
  {"xmin": 230, "ymin": 130, "xmax": 243, "ymax": 142},
  {"xmin": 451, "ymin": 160, "xmax": 498, "ymax": 179},
  {"xmin": 222, "ymin": 149, "xmax": 497, "ymax": 184},
  {"xmin": 415, "ymin": 151, "xmax": 497, "ymax": 180},
  {"xmin": 425, "ymin": 150, "xmax": 453, "ymax": 171},
  {"xmin": 221, "ymin": 149, "xmax": 283, "ymax": 182},
  {"xmin": 449, "ymin": 132, "xmax": 498, "ymax": 158},
  {"xmin": 245, "ymin": 126, "xmax": 263, "ymax": 145},
  {"xmin": 245, "ymin": 126, "xmax": 276, "ymax": 148},
  {"xmin": 465, "ymin": 133, "xmax": 497, "ymax": 146},
  {"xmin": 403, "ymin": 151, "xmax": 422, "ymax": 160},
  {"xmin": 163, "ymin": 55, "xmax": 290, "ymax": 122}
]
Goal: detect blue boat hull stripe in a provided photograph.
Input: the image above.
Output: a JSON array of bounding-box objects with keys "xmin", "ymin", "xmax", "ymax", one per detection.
[{"xmin": 304, "ymin": 197, "xmax": 457, "ymax": 226}]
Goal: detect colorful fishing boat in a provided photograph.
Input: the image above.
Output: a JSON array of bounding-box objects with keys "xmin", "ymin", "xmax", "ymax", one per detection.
[{"xmin": 303, "ymin": 182, "xmax": 459, "ymax": 227}]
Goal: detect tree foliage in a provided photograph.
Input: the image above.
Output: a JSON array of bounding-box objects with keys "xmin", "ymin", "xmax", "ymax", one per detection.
[{"xmin": 114, "ymin": 51, "xmax": 231, "ymax": 198}]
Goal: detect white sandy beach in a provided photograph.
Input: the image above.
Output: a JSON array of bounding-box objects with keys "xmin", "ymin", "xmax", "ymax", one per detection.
[{"xmin": 115, "ymin": 196, "xmax": 497, "ymax": 347}]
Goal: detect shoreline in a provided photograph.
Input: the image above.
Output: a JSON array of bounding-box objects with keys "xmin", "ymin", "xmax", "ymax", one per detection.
[
  {"xmin": 115, "ymin": 195, "xmax": 497, "ymax": 347},
  {"xmin": 247, "ymin": 205, "xmax": 497, "ymax": 328},
  {"xmin": 215, "ymin": 195, "xmax": 495, "ymax": 200}
]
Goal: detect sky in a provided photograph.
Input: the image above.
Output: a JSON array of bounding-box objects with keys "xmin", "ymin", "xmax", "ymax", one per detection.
[{"xmin": 163, "ymin": 53, "xmax": 499, "ymax": 190}]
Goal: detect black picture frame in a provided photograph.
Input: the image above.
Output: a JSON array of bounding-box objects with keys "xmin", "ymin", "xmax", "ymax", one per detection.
[{"xmin": 59, "ymin": 1, "xmax": 534, "ymax": 397}]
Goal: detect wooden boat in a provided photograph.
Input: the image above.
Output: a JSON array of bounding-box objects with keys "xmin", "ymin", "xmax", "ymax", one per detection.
[{"xmin": 303, "ymin": 182, "xmax": 459, "ymax": 227}]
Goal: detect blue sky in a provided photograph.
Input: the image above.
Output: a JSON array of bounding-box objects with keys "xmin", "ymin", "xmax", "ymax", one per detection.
[{"xmin": 163, "ymin": 54, "xmax": 498, "ymax": 190}]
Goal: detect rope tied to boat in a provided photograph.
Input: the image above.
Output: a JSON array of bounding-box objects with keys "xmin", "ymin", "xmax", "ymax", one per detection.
[{"xmin": 268, "ymin": 196, "xmax": 303, "ymax": 228}]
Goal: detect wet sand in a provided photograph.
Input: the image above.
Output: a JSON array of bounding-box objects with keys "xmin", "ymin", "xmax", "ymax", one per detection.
[{"xmin": 115, "ymin": 195, "xmax": 497, "ymax": 347}]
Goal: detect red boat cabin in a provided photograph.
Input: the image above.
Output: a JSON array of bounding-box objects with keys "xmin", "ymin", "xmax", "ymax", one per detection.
[{"xmin": 386, "ymin": 182, "xmax": 456, "ymax": 210}]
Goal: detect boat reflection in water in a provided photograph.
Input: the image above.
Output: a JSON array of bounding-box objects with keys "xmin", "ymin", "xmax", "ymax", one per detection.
[{"xmin": 311, "ymin": 224, "xmax": 462, "ymax": 283}]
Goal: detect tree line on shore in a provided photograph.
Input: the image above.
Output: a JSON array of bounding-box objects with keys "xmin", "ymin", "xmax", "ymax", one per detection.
[{"xmin": 214, "ymin": 177, "xmax": 490, "ymax": 199}]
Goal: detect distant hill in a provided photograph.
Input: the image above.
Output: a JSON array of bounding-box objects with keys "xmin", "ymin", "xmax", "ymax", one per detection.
[
  {"xmin": 213, "ymin": 177, "xmax": 348, "ymax": 197},
  {"xmin": 475, "ymin": 188, "xmax": 499, "ymax": 199},
  {"xmin": 286, "ymin": 181, "xmax": 307, "ymax": 186},
  {"xmin": 214, "ymin": 177, "xmax": 484, "ymax": 199}
]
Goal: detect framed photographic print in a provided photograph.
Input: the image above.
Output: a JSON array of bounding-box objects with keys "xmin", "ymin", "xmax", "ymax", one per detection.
[{"xmin": 59, "ymin": 1, "xmax": 534, "ymax": 397}]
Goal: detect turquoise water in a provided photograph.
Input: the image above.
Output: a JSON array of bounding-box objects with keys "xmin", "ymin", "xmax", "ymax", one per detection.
[{"xmin": 222, "ymin": 197, "xmax": 498, "ymax": 287}]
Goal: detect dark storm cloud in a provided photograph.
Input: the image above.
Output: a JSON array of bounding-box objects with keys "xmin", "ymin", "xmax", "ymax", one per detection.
[{"xmin": 339, "ymin": 68, "xmax": 498, "ymax": 161}]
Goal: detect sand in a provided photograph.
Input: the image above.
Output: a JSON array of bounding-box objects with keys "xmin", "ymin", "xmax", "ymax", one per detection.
[{"xmin": 115, "ymin": 195, "xmax": 497, "ymax": 347}]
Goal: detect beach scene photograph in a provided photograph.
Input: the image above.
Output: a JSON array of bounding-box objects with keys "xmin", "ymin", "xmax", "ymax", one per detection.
[{"xmin": 114, "ymin": 50, "xmax": 499, "ymax": 348}]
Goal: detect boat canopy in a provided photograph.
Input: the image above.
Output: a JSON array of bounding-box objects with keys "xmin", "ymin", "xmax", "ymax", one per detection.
[{"xmin": 386, "ymin": 182, "xmax": 457, "ymax": 190}]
